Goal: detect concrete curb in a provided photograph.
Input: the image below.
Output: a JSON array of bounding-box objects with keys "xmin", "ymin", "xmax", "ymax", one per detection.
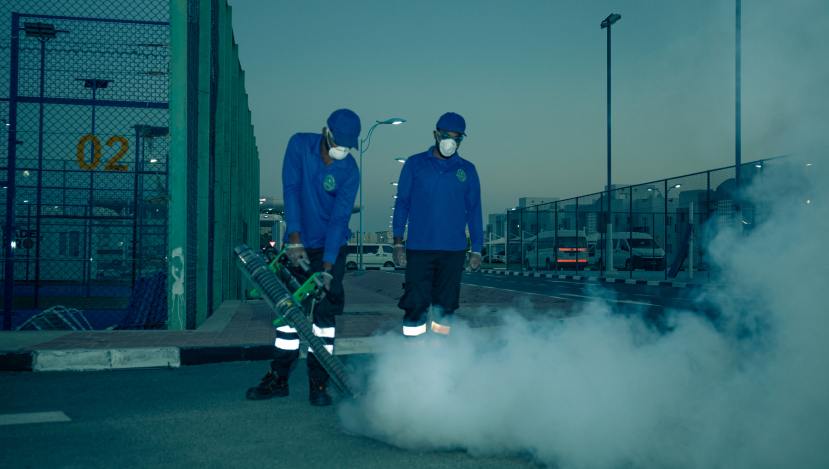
[
  {"xmin": 476, "ymin": 269, "xmax": 717, "ymax": 289},
  {"xmin": 0, "ymin": 342, "xmax": 355, "ymax": 372}
]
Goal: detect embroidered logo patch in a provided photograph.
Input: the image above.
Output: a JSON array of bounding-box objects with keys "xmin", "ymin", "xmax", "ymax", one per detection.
[
  {"xmin": 456, "ymin": 169, "xmax": 467, "ymax": 182},
  {"xmin": 324, "ymin": 174, "xmax": 336, "ymax": 191}
]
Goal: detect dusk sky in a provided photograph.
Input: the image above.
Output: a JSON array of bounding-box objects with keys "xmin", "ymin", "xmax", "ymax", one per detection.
[{"xmin": 229, "ymin": 0, "xmax": 829, "ymax": 233}]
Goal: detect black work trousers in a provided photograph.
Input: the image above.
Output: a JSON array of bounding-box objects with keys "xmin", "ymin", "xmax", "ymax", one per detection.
[
  {"xmin": 398, "ymin": 250, "xmax": 466, "ymax": 334},
  {"xmin": 271, "ymin": 245, "xmax": 346, "ymax": 381}
]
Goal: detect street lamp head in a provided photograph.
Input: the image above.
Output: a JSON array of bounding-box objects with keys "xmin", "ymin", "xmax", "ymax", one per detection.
[
  {"xmin": 395, "ymin": 158, "xmax": 406, "ymax": 163},
  {"xmin": 391, "ymin": 182, "xmax": 398, "ymax": 186},
  {"xmin": 379, "ymin": 118, "xmax": 406, "ymax": 125},
  {"xmin": 674, "ymin": 184, "xmax": 681, "ymax": 188},
  {"xmin": 601, "ymin": 13, "xmax": 621, "ymax": 29}
]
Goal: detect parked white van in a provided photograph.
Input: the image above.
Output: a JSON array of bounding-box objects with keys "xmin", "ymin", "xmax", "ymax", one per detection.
[
  {"xmin": 592, "ymin": 232, "xmax": 665, "ymax": 271},
  {"xmin": 345, "ymin": 244, "xmax": 397, "ymax": 270},
  {"xmin": 524, "ymin": 230, "xmax": 588, "ymax": 270}
]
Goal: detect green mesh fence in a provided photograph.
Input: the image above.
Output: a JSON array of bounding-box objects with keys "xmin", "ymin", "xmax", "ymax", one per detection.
[{"xmin": 1, "ymin": 0, "xmax": 259, "ymax": 331}]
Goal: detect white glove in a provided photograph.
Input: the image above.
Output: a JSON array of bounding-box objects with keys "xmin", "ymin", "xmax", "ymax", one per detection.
[
  {"xmin": 393, "ymin": 244, "xmax": 407, "ymax": 267},
  {"xmin": 321, "ymin": 270, "xmax": 333, "ymax": 292},
  {"xmin": 468, "ymin": 252, "xmax": 482, "ymax": 271},
  {"xmin": 285, "ymin": 243, "xmax": 309, "ymax": 267}
]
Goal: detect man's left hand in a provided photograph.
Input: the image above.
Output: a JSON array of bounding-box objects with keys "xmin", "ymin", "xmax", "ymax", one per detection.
[{"xmin": 468, "ymin": 252, "xmax": 482, "ymax": 271}]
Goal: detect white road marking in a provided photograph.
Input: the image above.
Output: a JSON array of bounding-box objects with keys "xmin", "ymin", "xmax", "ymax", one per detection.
[
  {"xmin": 460, "ymin": 283, "xmax": 586, "ymax": 303},
  {"xmin": 0, "ymin": 411, "xmax": 71, "ymax": 426},
  {"xmin": 557, "ymin": 292, "xmax": 657, "ymax": 307}
]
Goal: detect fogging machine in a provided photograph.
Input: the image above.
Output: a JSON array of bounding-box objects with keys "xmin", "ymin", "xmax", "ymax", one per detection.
[{"xmin": 235, "ymin": 244, "xmax": 356, "ymax": 399}]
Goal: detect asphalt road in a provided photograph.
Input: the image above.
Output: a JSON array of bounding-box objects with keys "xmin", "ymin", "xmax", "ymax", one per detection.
[
  {"xmin": 0, "ymin": 361, "xmax": 538, "ymax": 469},
  {"xmin": 390, "ymin": 270, "xmax": 731, "ymax": 328}
]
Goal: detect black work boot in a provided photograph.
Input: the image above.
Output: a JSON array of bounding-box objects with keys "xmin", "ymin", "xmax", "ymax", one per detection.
[
  {"xmin": 246, "ymin": 371, "xmax": 289, "ymax": 400},
  {"xmin": 309, "ymin": 378, "xmax": 333, "ymax": 406}
]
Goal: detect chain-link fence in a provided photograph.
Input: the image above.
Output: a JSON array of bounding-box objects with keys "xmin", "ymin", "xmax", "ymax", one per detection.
[
  {"xmin": 501, "ymin": 150, "xmax": 823, "ymax": 283},
  {"xmin": 2, "ymin": 0, "xmax": 260, "ymax": 331}
]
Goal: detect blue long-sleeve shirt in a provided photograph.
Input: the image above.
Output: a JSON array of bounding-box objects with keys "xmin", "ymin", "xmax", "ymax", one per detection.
[
  {"xmin": 282, "ymin": 133, "xmax": 359, "ymax": 265},
  {"xmin": 393, "ymin": 146, "xmax": 483, "ymax": 253}
]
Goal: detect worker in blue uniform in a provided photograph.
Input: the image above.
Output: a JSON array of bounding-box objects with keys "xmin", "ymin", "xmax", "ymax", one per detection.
[
  {"xmin": 392, "ymin": 112, "xmax": 483, "ymax": 345},
  {"xmin": 247, "ymin": 109, "xmax": 360, "ymax": 405}
]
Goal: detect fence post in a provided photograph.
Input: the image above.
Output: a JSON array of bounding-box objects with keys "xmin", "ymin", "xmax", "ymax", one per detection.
[
  {"xmin": 3, "ymin": 13, "xmax": 20, "ymax": 330},
  {"xmin": 664, "ymin": 179, "xmax": 668, "ymax": 280},
  {"xmin": 535, "ymin": 207, "xmax": 539, "ymax": 270},
  {"xmin": 221, "ymin": 3, "xmax": 233, "ymax": 301},
  {"xmin": 195, "ymin": 0, "xmax": 212, "ymax": 326},
  {"xmin": 628, "ymin": 186, "xmax": 632, "ymax": 278},
  {"xmin": 689, "ymin": 201, "xmax": 694, "ymax": 279},
  {"xmin": 229, "ymin": 42, "xmax": 240, "ymax": 299},
  {"xmin": 707, "ymin": 170, "xmax": 711, "ymax": 283},
  {"xmin": 167, "ymin": 0, "xmax": 192, "ymax": 330},
  {"xmin": 554, "ymin": 203, "xmax": 559, "ymax": 274},
  {"xmin": 575, "ymin": 198, "xmax": 579, "ymax": 274}
]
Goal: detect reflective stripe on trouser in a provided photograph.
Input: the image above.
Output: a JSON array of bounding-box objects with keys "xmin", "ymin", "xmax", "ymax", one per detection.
[
  {"xmin": 271, "ymin": 245, "xmax": 346, "ymax": 381},
  {"xmin": 275, "ymin": 325, "xmax": 300, "ymax": 351},
  {"xmin": 431, "ymin": 320, "xmax": 450, "ymax": 335},
  {"xmin": 403, "ymin": 321, "xmax": 427, "ymax": 345},
  {"xmin": 308, "ymin": 324, "xmax": 335, "ymax": 355},
  {"xmin": 403, "ymin": 323, "xmax": 427, "ymax": 337}
]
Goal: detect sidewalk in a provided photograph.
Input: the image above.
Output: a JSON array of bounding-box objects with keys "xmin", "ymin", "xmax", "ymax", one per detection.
[{"xmin": 0, "ymin": 271, "xmax": 578, "ymax": 372}]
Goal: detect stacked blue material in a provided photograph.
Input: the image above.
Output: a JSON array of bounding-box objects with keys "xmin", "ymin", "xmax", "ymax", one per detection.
[{"xmin": 120, "ymin": 272, "xmax": 168, "ymax": 330}]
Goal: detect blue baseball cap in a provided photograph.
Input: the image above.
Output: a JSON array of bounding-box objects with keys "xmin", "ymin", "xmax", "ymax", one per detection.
[
  {"xmin": 327, "ymin": 109, "xmax": 361, "ymax": 149},
  {"xmin": 436, "ymin": 112, "xmax": 466, "ymax": 136}
]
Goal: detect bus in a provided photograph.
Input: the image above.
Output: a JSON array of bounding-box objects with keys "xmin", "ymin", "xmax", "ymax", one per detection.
[{"xmin": 524, "ymin": 229, "xmax": 588, "ymax": 271}]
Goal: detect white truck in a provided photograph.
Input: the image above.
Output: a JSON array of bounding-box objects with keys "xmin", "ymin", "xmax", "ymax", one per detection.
[{"xmin": 591, "ymin": 232, "xmax": 665, "ymax": 271}]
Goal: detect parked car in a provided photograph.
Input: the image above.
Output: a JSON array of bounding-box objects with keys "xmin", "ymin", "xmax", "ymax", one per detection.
[
  {"xmin": 482, "ymin": 254, "xmax": 505, "ymax": 263},
  {"xmin": 346, "ymin": 244, "xmax": 397, "ymax": 269},
  {"xmin": 592, "ymin": 232, "xmax": 665, "ymax": 271}
]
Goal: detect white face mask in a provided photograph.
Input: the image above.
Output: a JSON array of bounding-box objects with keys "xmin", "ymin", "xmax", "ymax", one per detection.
[
  {"xmin": 438, "ymin": 137, "xmax": 457, "ymax": 157},
  {"xmin": 327, "ymin": 131, "xmax": 350, "ymax": 160}
]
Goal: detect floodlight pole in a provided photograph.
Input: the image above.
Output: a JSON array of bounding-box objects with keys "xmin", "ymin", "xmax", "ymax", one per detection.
[
  {"xmin": 601, "ymin": 13, "xmax": 620, "ymax": 274},
  {"xmin": 735, "ymin": 0, "xmax": 742, "ymax": 216}
]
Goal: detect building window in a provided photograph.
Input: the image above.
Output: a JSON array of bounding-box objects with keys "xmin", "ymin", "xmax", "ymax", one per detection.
[
  {"xmin": 667, "ymin": 216, "xmax": 673, "ymax": 226},
  {"xmin": 643, "ymin": 217, "xmax": 648, "ymax": 226},
  {"xmin": 667, "ymin": 244, "xmax": 673, "ymax": 254}
]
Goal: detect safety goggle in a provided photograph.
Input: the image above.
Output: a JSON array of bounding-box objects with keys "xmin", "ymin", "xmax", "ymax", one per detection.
[{"xmin": 437, "ymin": 132, "xmax": 464, "ymax": 144}]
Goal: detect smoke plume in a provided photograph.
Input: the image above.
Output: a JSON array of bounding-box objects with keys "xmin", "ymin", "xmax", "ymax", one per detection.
[{"xmin": 338, "ymin": 157, "xmax": 828, "ymax": 468}]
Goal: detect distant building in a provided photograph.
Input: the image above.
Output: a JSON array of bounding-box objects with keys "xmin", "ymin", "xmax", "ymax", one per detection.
[
  {"xmin": 487, "ymin": 196, "xmax": 559, "ymax": 239},
  {"xmin": 519, "ymin": 197, "xmax": 559, "ymax": 208},
  {"xmin": 376, "ymin": 231, "xmax": 394, "ymax": 244}
]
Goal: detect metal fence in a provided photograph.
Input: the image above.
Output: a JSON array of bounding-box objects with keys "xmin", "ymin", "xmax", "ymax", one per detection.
[
  {"xmin": 1, "ymin": 0, "xmax": 260, "ymax": 331},
  {"xmin": 499, "ymin": 150, "xmax": 823, "ymax": 283}
]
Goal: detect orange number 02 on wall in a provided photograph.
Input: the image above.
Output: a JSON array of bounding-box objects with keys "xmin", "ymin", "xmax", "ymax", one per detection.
[{"xmin": 76, "ymin": 135, "xmax": 130, "ymax": 171}]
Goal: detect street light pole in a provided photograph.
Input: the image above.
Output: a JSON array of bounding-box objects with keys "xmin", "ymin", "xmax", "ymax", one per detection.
[
  {"xmin": 358, "ymin": 118, "xmax": 405, "ymax": 270},
  {"xmin": 735, "ymin": 0, "xmax": 742, "ymax": 221},
  {"xmin": 601, "ymin": 13, "xmax": 621, "ymax": 275}
]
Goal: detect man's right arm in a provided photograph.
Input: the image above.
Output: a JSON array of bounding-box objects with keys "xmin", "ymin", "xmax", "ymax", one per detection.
[{"xmin": 282, "ymin": 134, "xmax": 304, "ymax": 238}]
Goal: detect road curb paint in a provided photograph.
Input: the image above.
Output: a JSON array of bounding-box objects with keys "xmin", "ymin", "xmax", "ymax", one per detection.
[
  {"xmin": 33, "ymin": 348, "xmax": 181, "ymax": 372},
  {"xmin": 475, "ymin": 269, "xmax": 717, "ymax": 289}
]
